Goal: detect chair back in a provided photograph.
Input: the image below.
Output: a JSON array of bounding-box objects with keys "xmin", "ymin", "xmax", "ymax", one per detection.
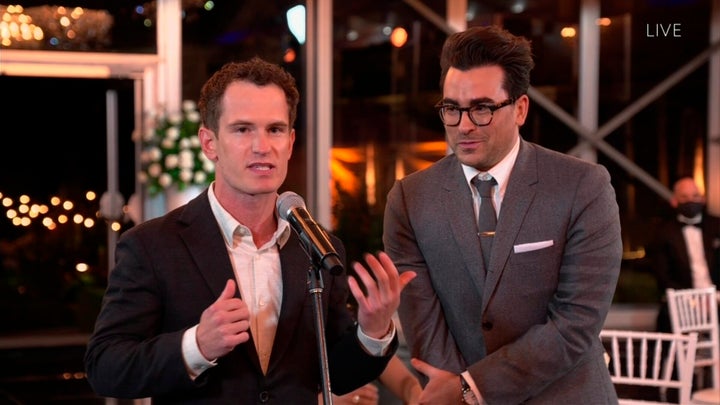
[
  {"xmin": 666, "ymin": 287, "xmax": 720, "ymax": 393},
  {"xmin": 600, "ymin": 329, "xmax": 698, "ymax": 404}
]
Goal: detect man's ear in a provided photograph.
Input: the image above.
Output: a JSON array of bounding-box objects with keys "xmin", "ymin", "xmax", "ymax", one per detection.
[
  {"xmin": 514, "ymin": 94, "xmax": 529, "ymax": 126},
  {"xmin": 198, "ymin": 126, "xmax": 218, "ymax": 162}
]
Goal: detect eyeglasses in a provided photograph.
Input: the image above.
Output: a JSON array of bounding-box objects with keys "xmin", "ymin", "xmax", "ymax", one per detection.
[{"xmin": 434, "ymin": 98, "xmax": 515, "ymax": 127}]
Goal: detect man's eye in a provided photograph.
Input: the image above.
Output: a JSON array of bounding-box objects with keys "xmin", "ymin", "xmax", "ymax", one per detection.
[
  {"xmin": 444, "ymin": 106, "xmax": 460, "ymax": 112},
  {"xmin": 471, "ymin": 106, "xmax": 491, "ymax": 114}
]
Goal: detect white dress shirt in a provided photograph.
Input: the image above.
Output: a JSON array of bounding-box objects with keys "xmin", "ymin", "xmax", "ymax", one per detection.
[
  {"xmin": 678, "ymin": 214, "xmax": 713, "ymax": 289},
  {"xmin": 462, "ymin": 135, "xmax": 520, "ymax": 221}
]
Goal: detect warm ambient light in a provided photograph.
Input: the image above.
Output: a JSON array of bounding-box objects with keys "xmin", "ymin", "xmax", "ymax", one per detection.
[
  {"xmin": 390, "ymin": 27, "xmax": 408, "ymax": 48},
  {"xmin": 597, "ymin": 17, "xmax": 611, "ymax": 27},
  {"xmin": 0, "ymin": 4, "xmax": 44, "ymax": 48},
  {"xmin": 283, "ymin": 48, "xmax": 296, "ymax": 63},
  {"xmin": 1, "ymin": 5, "xmax": 112, "ymax": 50},
  {"xmin": 0, "ymin": 63, "xmax": 111, "ymax": 78},
  {"xmin": 560, "ymin": 27, "xmax": 576, "ymax": 38}
]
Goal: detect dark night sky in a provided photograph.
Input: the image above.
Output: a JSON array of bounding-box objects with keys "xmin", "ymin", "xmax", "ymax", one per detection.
[{"xmin": 0, "ymin": 76, "xmax": 137, "ymax": 202}]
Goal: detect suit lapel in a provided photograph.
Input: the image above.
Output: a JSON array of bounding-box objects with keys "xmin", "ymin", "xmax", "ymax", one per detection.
[
  {"xmin": 266, "ymin": 232, "xmax": 312, "ymax": 374},
  {"xmin": 178, "ymin": 191, "xmax": 237, "ymax": 296},
  {"xmin": 482, "ymin": 140, "xmax": 538, "ymax": 311},
  {"xmin": 443, "ymin": 157, "xmax": 487, "ymax": 291},
  {"xmin": 177, "ymin": 191, "xmax": 264, "ymax": 372}
]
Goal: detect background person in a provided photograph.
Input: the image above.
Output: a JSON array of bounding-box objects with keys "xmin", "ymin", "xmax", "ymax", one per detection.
[
  {"xmin": 382, "ymin": 25, "xmax": 622, "ymax": 404},
  {"xmin": 85, "ymin": 57, "xmax": 414, "ymax": 404},
  {"xmin": 648, "ymin": 176, "xmax": 720, "ymax": 333}
]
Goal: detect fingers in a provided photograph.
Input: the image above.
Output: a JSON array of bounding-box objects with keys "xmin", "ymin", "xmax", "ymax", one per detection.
[
  {"xmin": 197, "ymin": 279, "xmax": 250, "ymax": 359},
  {"xmin": 217, "ymin": 279, "xmax": 237, "ymax": 302},
  {"xmin": 351, "ymin": 251, "xmax": 416, "ymax": 297},
  {"xmin": 410, "ymin": 358, "xmax": 430, "ymax": 377}
]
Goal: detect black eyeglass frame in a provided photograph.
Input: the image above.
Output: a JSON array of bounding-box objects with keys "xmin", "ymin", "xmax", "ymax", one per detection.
[{"xmin": 434, "ymin": 98, "xmax": 516, "ymax": 127}]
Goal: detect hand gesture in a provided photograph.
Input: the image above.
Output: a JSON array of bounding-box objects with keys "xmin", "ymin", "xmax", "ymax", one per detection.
[
  {"xmin": 410, "ymin": 358, "xmax": 463, "ymax": 404},
  {"xmin": 349, "ymin": 251, "xmax": 416, "ymax": 339},
  {"xmin": 196, "ymin": 279, "xmax": 251, "ymax": 360}
]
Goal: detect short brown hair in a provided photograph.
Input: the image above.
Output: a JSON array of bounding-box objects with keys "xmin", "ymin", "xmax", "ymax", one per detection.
[
  {"xmin": 198, "ymin": 57, "xmax": 300, "ymax": 133},
  {"xmin": 439, "ymin": 25, "xmax": 534, "ymax": 100}
]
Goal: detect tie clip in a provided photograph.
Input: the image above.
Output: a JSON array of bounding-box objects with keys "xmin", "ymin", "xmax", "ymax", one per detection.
[{"xmin": 479, "ymin": 231, "xmax": 495, "ymax": 237}]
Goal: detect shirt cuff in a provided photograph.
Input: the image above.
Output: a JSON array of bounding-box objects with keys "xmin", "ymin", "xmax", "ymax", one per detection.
[
  {"xmin": 461, "ymin": 371, "xmax": 486, "ymax": 405},
  {"xmin": 357, "ymin": 322, "xmax": 396, "ymax": 356},
  {"xmin": 182, "ymin": 325, "xmax": 217, "ymax": 379}
]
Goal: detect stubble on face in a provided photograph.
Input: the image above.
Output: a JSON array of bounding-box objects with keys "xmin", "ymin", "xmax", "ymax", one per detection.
[
  {"xmin": 214, "ymin": 81, "xmax": 295, "ymax": 199},
  {"xmin": 442, "ymin": 66, "xmax": 522, "ymax": 171}
]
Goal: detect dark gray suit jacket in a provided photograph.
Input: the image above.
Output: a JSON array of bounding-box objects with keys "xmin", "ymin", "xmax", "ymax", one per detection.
[
  {"xmin": 85, "ymin": 190, "xmax": 395, "ymax": 404},
  {"xmin": 383, "ymin": 139, "xmax": 622, "ymax": 404}
]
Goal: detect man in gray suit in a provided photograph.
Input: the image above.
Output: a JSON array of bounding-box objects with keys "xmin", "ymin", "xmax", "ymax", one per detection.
[{"xmin": 382, "ymin": 26, "xmax": 622, "ymax": 404}]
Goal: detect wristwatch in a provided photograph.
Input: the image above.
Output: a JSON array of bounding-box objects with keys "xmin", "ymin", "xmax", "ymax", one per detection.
[{"xmin": 460, "ymin": 374, "xmax": 480, "ymax": 405}]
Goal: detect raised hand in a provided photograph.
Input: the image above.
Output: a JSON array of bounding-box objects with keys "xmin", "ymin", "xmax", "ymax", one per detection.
[
  {"xmin": 196, "ymin": 279, "xmax": 251, "ymax": 360},
  {"xmin": 349, "ymin": 251, "xmax": 416, "ymax": 339}
]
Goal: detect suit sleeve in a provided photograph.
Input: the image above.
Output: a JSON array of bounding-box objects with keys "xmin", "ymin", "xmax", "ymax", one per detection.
[
  {"xmin": 324, "ymin": 235, "xmax": 399, "ymax": 394},
  {"xmin": 383, "ymin": 179, "xmax": 466, "ymax": 376},
  {"xmin": 84, "ymin": 230, "xmax": 199, "ymax": 398}
]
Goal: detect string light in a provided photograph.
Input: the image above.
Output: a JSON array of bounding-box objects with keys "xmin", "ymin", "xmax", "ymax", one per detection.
[
  {"xmin": 1, "ymin": 4, "xmax": 112, "ymax": 50},
  {"xmin": 0, "ymin": 189, "xmax": 125, "ymax": 232}
]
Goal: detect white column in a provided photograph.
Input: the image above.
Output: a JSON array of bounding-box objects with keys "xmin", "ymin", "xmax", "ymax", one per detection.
[
  {"xmin": 576, "ymin": 0, "xmax": 600, "ymax": 163},
  {"xmin": 446, "ymin": 0, "xmax": 467, "ymax": 33},
  {"xmin": 305, "ymin": 0, "xmax": 333, "ymax": 229},
  {"xmin": 156, "ymin": 0, "xmax": 182, "ymax": 112}
]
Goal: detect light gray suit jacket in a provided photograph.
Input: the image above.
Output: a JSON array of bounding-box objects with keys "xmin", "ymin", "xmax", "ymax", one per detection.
[{"xmin": 383, "ymin": 139, "xmax": 622, "ymax": 404}]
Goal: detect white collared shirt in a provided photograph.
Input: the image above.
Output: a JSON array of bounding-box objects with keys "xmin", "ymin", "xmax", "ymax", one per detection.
[
  {"xmin": 680, "ymin": 221, "xmax": 713, "ymax": 289},
  {"xmin": 462, "ymin": 135, "xmax": 520, "ymax": 221},
  {"xmin": 183, "ymin": 185, "xmax": 291, "ymax": 376}
]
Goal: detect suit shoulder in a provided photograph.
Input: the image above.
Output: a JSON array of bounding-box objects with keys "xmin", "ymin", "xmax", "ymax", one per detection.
[
  {"xmin": 119, "ymin": 208, "xmax": 182, "ymax": 243},
  {"xmin": 527, "ymin": 141, "xmax": 610, "ymax": 179},
  {"xmin": 529, "ymin": 142, "xmax": 599, "ymax": 167},
  {"xmin": 396, "ymin": 154, "xmax": 456, "ymax": 186}
]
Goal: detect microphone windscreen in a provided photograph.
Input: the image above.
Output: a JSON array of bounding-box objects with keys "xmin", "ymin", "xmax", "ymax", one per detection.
[{"xmin": 276, "ymin": 191, "xmax": 306, "ymax": 220}]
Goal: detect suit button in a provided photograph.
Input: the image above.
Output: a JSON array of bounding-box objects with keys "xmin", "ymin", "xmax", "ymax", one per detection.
[
  {"xmin": 482, "ymin": 321, "xmax": 493, "ymax": 330},
  {"xmin": 259, "ymin": 391, "xmax": 270, "ymax": 403}
]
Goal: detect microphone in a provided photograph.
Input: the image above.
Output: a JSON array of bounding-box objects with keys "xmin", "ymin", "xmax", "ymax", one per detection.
[{"xmin": 276, "ymin": 191, "xmax": 344, "ymax": 275}]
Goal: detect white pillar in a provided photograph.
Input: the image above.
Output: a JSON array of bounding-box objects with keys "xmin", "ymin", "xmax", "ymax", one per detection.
[
  {"xmin": 576, "ymin": 0, "xmax": 600, "ymax": 163},
  {"xmin": 156, "ymin": 0, "xmax": 182, "ymax": 112},
  {"xmin": 446, "ymin": 0, "xmax": 467, "ymax": 33},
  {"xmin": 305, "ymin": 0, "xmax": 333, "ymax": 229}
]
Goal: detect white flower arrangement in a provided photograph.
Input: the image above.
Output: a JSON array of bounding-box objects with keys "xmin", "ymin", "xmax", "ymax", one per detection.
[{"xmin": 139, "ymin": 100, "xmax": 215, "ymax": 196}]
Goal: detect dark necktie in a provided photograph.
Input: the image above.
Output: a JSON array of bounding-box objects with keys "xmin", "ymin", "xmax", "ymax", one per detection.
[{"xmin": 473, "ymin": 176, "xmax": 497, "ymax": 271}]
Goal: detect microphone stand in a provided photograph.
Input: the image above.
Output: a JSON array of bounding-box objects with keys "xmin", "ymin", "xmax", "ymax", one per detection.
[{"xmin": 307, "ymin": 261, "xmax": 333, "ymax": 405}]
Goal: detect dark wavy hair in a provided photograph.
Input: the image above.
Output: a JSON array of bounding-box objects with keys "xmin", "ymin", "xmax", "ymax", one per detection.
[
  {"xmin": 439, "ymin": 25, "xmax": 534, "ymax": 100},
  {"xmin": 198, "ymin": 56, "xmax": 300, "ymax": 133}
]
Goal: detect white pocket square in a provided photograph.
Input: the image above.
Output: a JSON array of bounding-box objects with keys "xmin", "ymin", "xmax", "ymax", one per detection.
[{"xmin": 513, "ymin": 240, "xmax": 554, "ymax": 253}]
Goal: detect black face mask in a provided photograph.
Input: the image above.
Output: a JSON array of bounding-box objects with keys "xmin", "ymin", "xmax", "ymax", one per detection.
[{"xmin": 676, "ymin": 201, "xmax": 704, "ymax": 218}]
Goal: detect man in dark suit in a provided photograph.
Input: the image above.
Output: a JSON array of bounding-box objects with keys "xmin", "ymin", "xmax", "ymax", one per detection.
[
  {"xmin": 382, "ymin": 26, "xmax": 623, "ymax": 404},
  {"xmin": 649, "ymin": 176, "xmax": 720, "ymax": 333},
  {"xmin": 85, "ymin": 57, "xmax": 415, "ymax": 404}
]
